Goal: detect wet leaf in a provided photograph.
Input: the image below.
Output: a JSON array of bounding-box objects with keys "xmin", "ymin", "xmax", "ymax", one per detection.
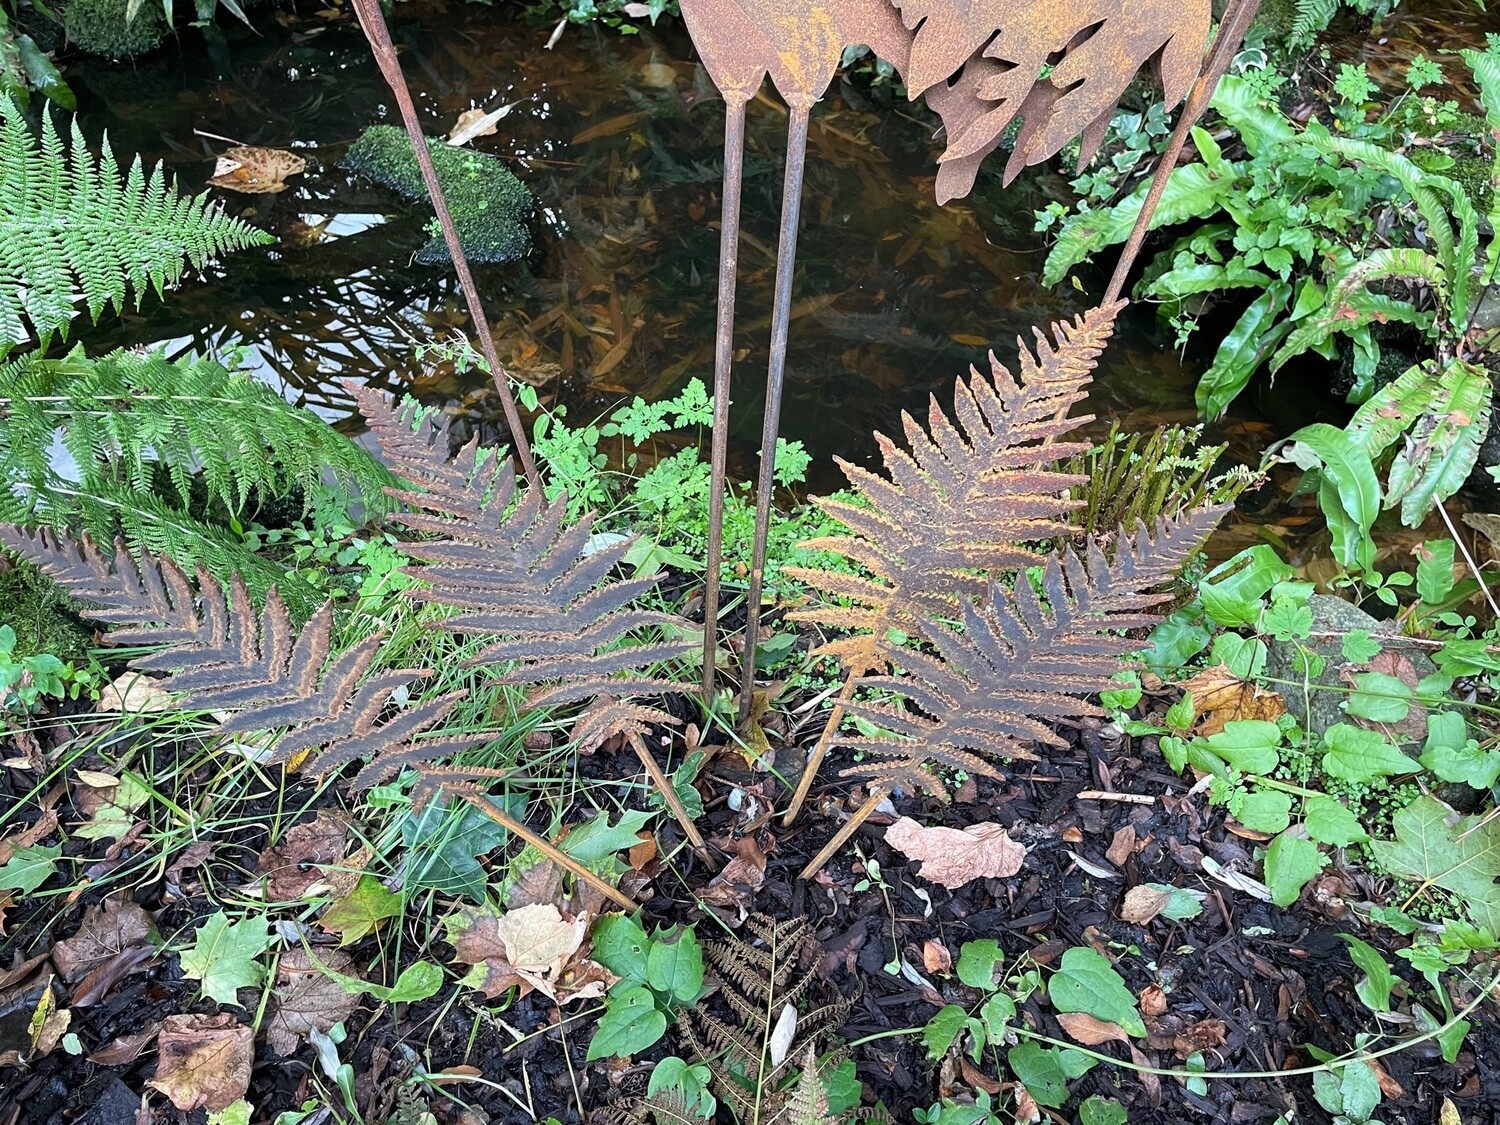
[
  {"xmin": 318, "ymin": 874, "xmax": 401, "ymax": 945},
  {"xmin": 0, "ymin": 843, "xmax": 60, "ymax": 894},
  {"xmin": 885, "ymin": 817, "xmax": 1025, "ymax": 888},
  {"xmin": 147, "ymin": 1013, "xmax": 253, "ymax": 1112},
  {"xmin": 265, "ymin": 946, "xmax": 361, "ymax": 1057},
  {"xmin": 178, "ymin": 911, "xmax": 271, "ymax": 1006},
  {"xmin": 1120, "ymin": 884, "xmax": 1204, "ymax": 925},
  {"xmin": 87, "ymin": 1021, "xmax": 161, "ymax": 1064},
  {"xmin": 208, "ymin": 146, "xmax": 307, "ymax": 194},
  {"xmin": 253, "ymin": 811, "xmax": 348, "ymax": 902},
  {"xmin": 52, "ymin": 898, "xmax": 156, "ymax": 983},
  {"xmin": 1048, "ymin": 947, "xmax": 1145, "ymax": 1038}
]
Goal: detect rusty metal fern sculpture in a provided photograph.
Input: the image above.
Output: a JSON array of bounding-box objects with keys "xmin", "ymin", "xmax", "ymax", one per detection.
[
  {"xmin": 354, "ymin": 386, "xmax": 707, "ymax": 846},
  {"xmin": 0, "ymin": 527, "xmax": 469, "ymax": 785},
  {"xmin": 835, "ymin": 511, "xmax": 1225, "ymax": 801}
]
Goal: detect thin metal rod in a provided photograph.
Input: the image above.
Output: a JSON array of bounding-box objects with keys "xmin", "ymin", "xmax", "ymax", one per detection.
[
  {"xmin": 1103, "ymin": 0, "xmax": 1262, "ymax": 305},
  {"xmin": 701, "ymin": 96, "xmax": 751, "ymax": 704},
  {"xmin": 628, "ymin": 732, "xmax": 709, "ymax": 852},
  {"xmin": 738, "ymin": 103, "xmax": 812, "ymax": 724},
  {"xmin": 349, "ymin": 0, "xmax": 542, "ymax": 494},
  {"xmin": 450, "ymin": 787, "xmax": 636, "ymax": 910},
  {"xmin": 798, "ymin": 787, "xmax": 885, "ymax": 882}
]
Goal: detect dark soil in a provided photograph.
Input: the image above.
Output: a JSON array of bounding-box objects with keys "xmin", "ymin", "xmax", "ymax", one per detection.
[{"xmin": 4, "ymin": 704, "xmax": 1498, "ymax": 1125}]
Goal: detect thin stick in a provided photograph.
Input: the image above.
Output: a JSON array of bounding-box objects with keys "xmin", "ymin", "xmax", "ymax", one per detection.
[
  {"xmin": 449, "ymin": 787, "xmax": 636, "ymax": 911},
  {"xmin": 739, "ymin": 102, "xmax": 812, "ymax": 724},
  {"xmin": 348, "ymin": 0, "xmax": 541, "ymax": 493},
  {"xmin": 1076, "ymin": 790, "xmax": 1155, "ymax": 805},
  {"xmin": 1438, "ymin": 500, "xmax": 1500, "ymax": 620},
  {"xmin": 782, "ymin": 675, "xmax": 856, "ymax": 826},
  {"xmin": 1103, "ymin": 0, "xmax": 1262, "ymax": 305},
  {"xmin": 701, "ymin": 95, "xmax": 751, "ymax": 704},
  {"xmin": 628, "ymin": 732, "xmax": 708, "ymax": 852},
  {"xmin": 798, "ymin": 787, "xmax": 886, "ymax": 882}
]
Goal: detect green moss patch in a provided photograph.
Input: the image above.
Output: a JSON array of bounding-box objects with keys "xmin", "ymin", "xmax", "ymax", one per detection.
[
  {"xmin": 65, "ymin": 0, "xmax": 169, "ymax": 59},
  {"xmin": 341, "ymin": 125, "xmax": 534, "ymax": 265},
  {"xmin": 0, "ymin": 560, "xmax": 93, "ymax": 664}
]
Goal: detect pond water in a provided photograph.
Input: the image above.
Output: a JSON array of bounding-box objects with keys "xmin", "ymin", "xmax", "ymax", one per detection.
[
  {"xmin": 58, "ymin": 1, "xmax": 1234, "ymax": 489},
  {"xmin": 54, "ymin": 0, "xmax": 1494, "ymax": 510}
]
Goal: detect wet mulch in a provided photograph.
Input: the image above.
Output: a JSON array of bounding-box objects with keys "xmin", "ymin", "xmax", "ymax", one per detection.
[{"xmin": 3, "ymin": 707, "xmax": 1499, "ymax": 1125}]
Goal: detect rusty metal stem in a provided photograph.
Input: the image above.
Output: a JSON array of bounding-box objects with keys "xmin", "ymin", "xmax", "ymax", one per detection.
[
  {"xmin": 738, "ymin": 103, "xmax": 812, "ymax": 724},
  {"xmin": 1103, "ymin": 0, "xmax": 1261, "ymax": 305},
  {"xmin": 798, "ymin": 787, "xmax": 886, "ymax": 881},
  {"xmin": 701, "ymin": 96, "xmax": 750, "ymax": 705},
  {"xmin": 349, "ymin": 0, "xmax": 541, "ymax": 494}
]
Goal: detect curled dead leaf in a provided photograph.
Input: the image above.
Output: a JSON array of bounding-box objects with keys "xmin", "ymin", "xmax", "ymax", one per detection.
[
  {"xmin": 147, "ymin": 1013, "xmax": 253, "ymax": 1112},
  {"xmin": 921, "ymin": 939, "xmax": 952, "ymax": 975},
  {"xmin": 52, "ymin": 898, "xmax": 157, "ymax": 983},
  {"xmin": 1180, "ymin": 664, "xmax": 1285, "ymax": 736},
  {"xmin": 885, "ymin": 817, "xmax": 1026, "ymax": 888}
]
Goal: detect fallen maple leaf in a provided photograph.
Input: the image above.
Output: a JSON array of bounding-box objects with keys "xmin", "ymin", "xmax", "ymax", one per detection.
[
  {"xmin": 147, "ymin": 1013, "xmax": 253, "ymax": 1112},
  {"xmin": 885, "ymin": 817, "xmax": 1026, "ymax": 888},
  {"xmin": 449, "ymin": 904, "xmax": 613, "ymax": 1004},
  {"xmin": 209, "ymin": 146, "xmax": 307, "ymax": 194}
]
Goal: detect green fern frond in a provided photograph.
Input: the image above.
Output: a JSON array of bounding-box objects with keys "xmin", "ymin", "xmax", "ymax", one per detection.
[
  {"xmin": 0, "ymin": 94, "xmax": 273, "ymax": 355},
  {"xmin": 0, "ymin": 346, "xmax": 396, "ymax": 613},
  {"xmin": 1289, "ymin": 0, "xmax": 1338, "ymax": 48}
]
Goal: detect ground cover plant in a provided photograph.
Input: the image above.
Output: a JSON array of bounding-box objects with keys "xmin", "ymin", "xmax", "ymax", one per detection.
[{"xmin": 5, "ymin": 0, "xmax": 1500, "ymax": 1123}]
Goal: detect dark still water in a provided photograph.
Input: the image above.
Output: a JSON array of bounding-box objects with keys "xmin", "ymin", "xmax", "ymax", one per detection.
[{"xmin": 58, "ymin": 0, "xmax": 1228, "ymax": 492}]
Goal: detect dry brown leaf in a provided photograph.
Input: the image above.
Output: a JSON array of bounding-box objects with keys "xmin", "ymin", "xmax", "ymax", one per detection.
[
  {"xmin": 506, "ymin": 857, "xmax": 566, "ymax": 911},
  {"xmin": 921, "ymin": 939, "xmax": 952, "ymax": 975},
  {"xmin": 1140, "ymin": 984, "xmax": 1168, "ymax": 1018},
  {"xmin": 885, "ymin": 817, "xmax": 1026, "ymax": 888},
  {"xmin": 1120, "ymin": 885, "xmax": 1172, "ymax": 926},
  {"xmin": 96, "ymin": 672, "xmax": 174, "ymax": 713},
  {"xmin": 147, "ymin": 1013, "xmax": 253, "ymax": 1112},
  {"xmin": 88, "ymin": 1020, "xmax": 161, "ymax": 1065},
  {"xmin": 1180, "ymin": 665, "xmax": 1285, "ymax": 736},
  {"xmin": 208, "ymin": 146, "xmax": 307, "ymax": 194},
  {"xmin": 450, "ymin": 904, "xmax": 612, "ymax": 1004},
  {"xmin": 447, "ymin": 106, "xmax": 506, "ymax": 146},
  {"xmin": 1011, "ymin": 1082, "xmax": 1042, "ymax": 1123},
  {"xmin": 265, "ymin": 946, "xmax": 360, "ymax": 1057},
  {"xmin": 1056, "ymin": 1011, "xmax": 1129, "ymax": 1046},
  {"xmin": 252, "ymin": 811, "xmax": 348, "ymax": 902},
  {"xmin": 0, "ymin": 810, "xmax": 58, "ymax": 865},
  {"xmin": 0, "ymin": 950, "xmax": 48, "ymax": 991},
  {"xmin": 52, "ymin": 898, "xmax": 156, "ymax": 983},
  {"xmin": 698, "ymin": 834, "xmax": 768, "ymax": 916},
  {"xmin": 1105, "ymin": 826, "xmax": 1136, "ymax": 868}
]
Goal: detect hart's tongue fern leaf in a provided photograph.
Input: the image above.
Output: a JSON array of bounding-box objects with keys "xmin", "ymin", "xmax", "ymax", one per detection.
[{"xmin": 0, "ymin": 93, "xmax": 272, "ymax": 355}]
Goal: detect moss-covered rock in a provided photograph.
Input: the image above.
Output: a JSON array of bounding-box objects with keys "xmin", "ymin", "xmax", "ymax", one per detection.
[
  {"xmin": 0, "ymin": 560, "xmax": 93, "ymax": 664},
  {"xmin": 341, "ymin": 125, "xmax": 534, "ymax": 265},
  {"xmin": 65, "ymin": 0, "xmax": 169, "ymax": 59}
]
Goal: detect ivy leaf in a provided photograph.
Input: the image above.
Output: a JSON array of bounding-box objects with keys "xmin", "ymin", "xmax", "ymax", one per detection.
[
  {"xmin": 402, "ymin": 795, "xmax": 518, "ymax": 902},
  {"xmin": 1264, "ymin": 831, "xmax": 1326, "ymax": 908},
  {"xmin": 956, "ymin": 939, "xmax": 1004, "ymax": 990},
  {"xmin": 1340, "ymin": 629, "xmax": 1382, "ymax": 663},
  {"xmin": 561, "ymin": 809, "xmax": 655, "ymax": 866},
  {"xmin": 1006, "ymin": 1042, "xmax": 1095, "ymax": 1108},
  {"xmin": 178, "ymin": 911, "xmax": 271, "ymax": 1006},
  {"xmin": 1048, "ymin": 947, "xmax": 1146, "ymax": 1038},
  {"xmin": 0, "ymin": 843, "xmax": 61, "ymax": 894},
  {"xmin": 318, "ymin": 875, "xmax": 402, "ymax": 945},
  {"xmin": 585, "ymin": 984, "xmax": 666, "ymax": 1061},
  {"xmin": 1321, "ymin": 724, "xmax": 1415, "ymax": 783},
  {"xmin": 1345, "ymin": 671, "xmax": 1412, "ymax": 723},
  {"xmin": 1369, "ymin": 795, "xmax": 1500, "ymax": 935},
  {"xmin": 1304, "ymin": 796, "xmax": 1369, "ymax": 846},
  {"xmin": 924, "ymin": 1004, "xmax": 968, "ymax": 1059}
]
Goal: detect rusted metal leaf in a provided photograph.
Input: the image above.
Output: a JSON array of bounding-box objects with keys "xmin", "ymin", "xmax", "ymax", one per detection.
[{"xmin": 893, "ymin": 0, "xmax": 1213, "ymax": 198}]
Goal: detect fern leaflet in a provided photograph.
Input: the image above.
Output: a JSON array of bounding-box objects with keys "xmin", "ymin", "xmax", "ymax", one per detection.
[{"xmin": 0, "ymin": 93, "xmax": 273, "ymax": 354}]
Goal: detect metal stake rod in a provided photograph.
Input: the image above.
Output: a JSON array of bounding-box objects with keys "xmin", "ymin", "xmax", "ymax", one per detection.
[
  {"xmin": 701, "ymin": 95, "xmax": 751, "ymax": 703},
  {"xmin": 349, "ymin": 0, "xmax": 542, "ymax": 493},
  {"xmin": 738, "ymin": 103, "xmax": 813, "ymax": 724}
]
